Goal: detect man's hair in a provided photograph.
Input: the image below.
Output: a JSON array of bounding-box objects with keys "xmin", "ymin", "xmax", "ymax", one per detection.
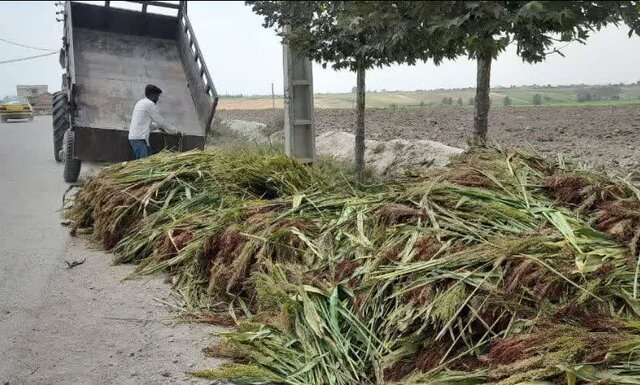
[{"xmin": 145, "ymin": 84, "xmax": 162, "ymax": 98}]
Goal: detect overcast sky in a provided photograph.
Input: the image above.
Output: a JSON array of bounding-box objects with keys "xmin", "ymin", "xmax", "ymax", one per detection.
[{"xmin": 1, "ymin": 1, "xmax": 639, "ymax": 98}]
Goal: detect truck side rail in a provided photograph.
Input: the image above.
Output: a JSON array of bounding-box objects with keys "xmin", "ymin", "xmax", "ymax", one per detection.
[{"xmin": 177, "ymin": 10, "xmax": 219, "ymax": 136}]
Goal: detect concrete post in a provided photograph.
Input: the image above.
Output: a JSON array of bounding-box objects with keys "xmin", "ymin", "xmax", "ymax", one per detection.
[{"xmin": 282, "ymin": 29, "xmax": 315, "ymax": 163}]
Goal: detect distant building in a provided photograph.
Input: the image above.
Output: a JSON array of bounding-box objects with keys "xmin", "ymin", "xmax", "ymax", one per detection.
[{"xmin": 17, "ymin": 85, "xmax": 48, "ymax": 98}]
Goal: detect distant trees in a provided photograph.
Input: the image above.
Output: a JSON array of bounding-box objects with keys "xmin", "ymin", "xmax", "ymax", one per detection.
[
  {"xmin": 503, "ymin": 96, "xmax": 512, "ymax": 106},
  {"xmin": 576, "ymin": 86, "xmax": 623, "ymax": 102},
  {"xmin": 532, "ymin": 94, "xmax": 543, "ymax": 105},
  {"xmin": 577, "ymin": 93, "xmax": 592, "ymax": 103},
  {"xmin": 468, "ymin": 97, "xmax": 475, "ymax": 106},
  {"xmin": 441, "ymin": 96, "xmax": 454, "ymax": 105},
  {"xmin": 443, "ymin": 96, "xmax": 474, "ymax": 106}
]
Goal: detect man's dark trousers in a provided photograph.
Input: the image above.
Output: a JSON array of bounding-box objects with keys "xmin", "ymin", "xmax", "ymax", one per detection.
[{"xmin": 130, "ymin": 139, "xmax": 150, "ymax": 159}]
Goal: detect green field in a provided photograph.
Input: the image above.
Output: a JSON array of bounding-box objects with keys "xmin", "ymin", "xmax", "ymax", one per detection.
[{"xmin": 219, "ymin": 83, "xmax": 640, "ymax": 109}]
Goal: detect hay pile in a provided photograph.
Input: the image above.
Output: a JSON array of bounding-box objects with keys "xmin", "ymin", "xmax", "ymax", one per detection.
[{"xmin": 67, "ymin": 146, "xmax": 640, "ymax": 384}]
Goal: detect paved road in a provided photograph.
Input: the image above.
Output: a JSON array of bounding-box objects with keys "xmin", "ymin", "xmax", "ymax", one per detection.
[{"xmin": 0, "ymin": 117, "xmax": 221, "ymax": 384}]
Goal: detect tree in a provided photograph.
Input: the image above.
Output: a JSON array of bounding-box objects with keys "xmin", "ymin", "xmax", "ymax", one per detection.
[
  {"xmin": 532, "ymin": 94, "xmax": 543, "ymax": 105},
  {"xmin": 457, "ymin": 97, "xmax": 464, "ymax": 106},
  {"xmin": 248, "ymin": 1, "xmax": 462, "ymax": 180},
  {"xmin": 415, "ymin": 1, "xmax": 640, "ymax": 144},
  {"xmin": 442, "ymin": 96, "xmax": 453, "ymax": 105},
  {"xmin": 468, "ymin": 97, "xmax": 475, "ymax": 106},
  {"xmin": 577, "ymin": 92, "xmax": 593, "ymax": 102},
  {"xmin": 503, "ymin": 96, "xmax": 512, "ymax": 106}
]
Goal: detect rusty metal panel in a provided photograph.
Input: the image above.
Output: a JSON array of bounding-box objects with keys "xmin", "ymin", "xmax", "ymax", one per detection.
[
  {"xmin": 71, "ymin": 2, "xmax": 177, "ymax": 39},
  {"xmin": 72, "ymin": 27, "xmax": 202, "ymax": 136},
  {"xmin": 74, "ymin": 127, "xmax": 204, "ymax": 163}
]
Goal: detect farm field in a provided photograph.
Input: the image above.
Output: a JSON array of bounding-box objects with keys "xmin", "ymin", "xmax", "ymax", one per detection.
[
  {"xmin": 217, "ymin": 104, "xmax": 640, "ymax": 173},
  {"xmin": 218, "ymin": 83, "xmax": 640, "ymax": 109}
]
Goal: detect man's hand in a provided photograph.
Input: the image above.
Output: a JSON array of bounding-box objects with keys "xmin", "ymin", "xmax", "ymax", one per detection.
[{"xmin": 157, "ymin": 126, "xmax": 182, "ymax": 136}]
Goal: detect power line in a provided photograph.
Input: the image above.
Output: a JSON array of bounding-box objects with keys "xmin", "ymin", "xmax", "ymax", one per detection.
[
  {"xmin": 0, "ymin": 38, "xmax": 57, "ymax": 52},
  {"xmin": 0, "ymin": 51, "xmax": 58, "ymax": 65}
]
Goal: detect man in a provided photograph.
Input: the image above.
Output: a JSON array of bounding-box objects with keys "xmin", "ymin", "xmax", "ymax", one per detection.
[{"xmin": 128, "ymin": 84, "xmax": 181, "ymax": 159}]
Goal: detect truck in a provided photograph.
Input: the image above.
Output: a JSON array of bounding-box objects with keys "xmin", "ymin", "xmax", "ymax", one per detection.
[{"xmin": 53, "ymin": 0, "xmax": 218, "ymax": 182}]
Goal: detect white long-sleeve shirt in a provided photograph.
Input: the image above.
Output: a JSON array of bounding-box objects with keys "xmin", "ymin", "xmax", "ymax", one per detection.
[{"xmin": 128, "ymin": 98, "xmax": 179, "ymax": 144}]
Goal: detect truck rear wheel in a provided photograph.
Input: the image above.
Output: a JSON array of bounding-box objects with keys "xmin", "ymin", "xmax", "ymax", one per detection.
[
  {"xmin": 52, "ymin": 91, "xmax": 69, "ymax": 162},
  {"xmin": 63, "ymin": 130, "xmax": 81, "ymax": 183}
]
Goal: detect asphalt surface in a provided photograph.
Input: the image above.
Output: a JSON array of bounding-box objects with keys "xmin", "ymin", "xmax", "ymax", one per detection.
[{"xmin": 0, "ymin": 116, "xmax": 222, "ymax": 384}]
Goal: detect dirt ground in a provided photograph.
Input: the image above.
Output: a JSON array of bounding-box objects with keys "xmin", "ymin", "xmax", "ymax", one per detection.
[{"xmin": 218, "ymin": 105, "xmax": 640, "ymax": 172}]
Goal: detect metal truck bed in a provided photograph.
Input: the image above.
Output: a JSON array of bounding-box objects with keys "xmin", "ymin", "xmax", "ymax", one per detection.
[
  {"xmin": 74, "ymin": 28, "xmax": 201, "ymax": 134},
  {"xmin": 61, "ymin": 1, "xmax": 218, "ymax": 163}
]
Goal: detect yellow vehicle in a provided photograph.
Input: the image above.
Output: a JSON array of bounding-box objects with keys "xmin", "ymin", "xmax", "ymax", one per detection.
[{"xmin": 0, "ymin": 96, "xmax": 34, "ymax": 123}]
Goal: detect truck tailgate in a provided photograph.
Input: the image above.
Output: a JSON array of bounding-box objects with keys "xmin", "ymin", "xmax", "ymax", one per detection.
[{"xmin": 73, "ymin": 27, "xmax": 202, "ymax": 137}]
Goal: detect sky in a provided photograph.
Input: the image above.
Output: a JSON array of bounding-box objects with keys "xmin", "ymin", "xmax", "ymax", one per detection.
[{"xmin": 1, "ymin": 1, "xmax": 640, "ymax": 98}]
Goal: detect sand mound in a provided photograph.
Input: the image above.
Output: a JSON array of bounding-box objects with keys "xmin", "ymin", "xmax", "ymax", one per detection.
[
  {"xmin": 218, "ymin": 119, "xmax": 463, "ymax": 176},
  {"xmin": 315, "ymin": 131, "xmax": 463, "ymax": 177}
]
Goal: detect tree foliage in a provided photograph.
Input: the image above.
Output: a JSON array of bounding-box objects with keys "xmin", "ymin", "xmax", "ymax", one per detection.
[
  {"xmin": 247, "ymin": 1, "xmax": 462, "ymax": 71},
  {"xmin": 247, "ymin": 1, "xmax": 464, "ymax": 180},
  {"xmin": 532, "ymin": 93, "xmax": 543, "ymax": 105},
  {"xmin": 413, "ymin": 1, "xmax": 640, "ymax": 64}
]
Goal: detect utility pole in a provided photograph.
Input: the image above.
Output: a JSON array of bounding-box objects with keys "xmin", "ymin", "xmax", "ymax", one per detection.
[{"xmin": 282, "ymin": 26, "xmax": 315, "ymax": 163}]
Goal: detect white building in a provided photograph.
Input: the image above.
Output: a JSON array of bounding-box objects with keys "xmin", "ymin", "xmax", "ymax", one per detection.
[{"xmin": 16, "ymin": 85, "xmax": 48, "ymax": 98}]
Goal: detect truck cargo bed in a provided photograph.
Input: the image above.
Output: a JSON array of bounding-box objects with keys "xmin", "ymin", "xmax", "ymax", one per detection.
[
  {"xmin": 58, "ymin": 1, "xmax": 218, "ymax": 165},
  {"xmin": 74, "ymin": 28, "xmax": 201, "ymax": 136}
]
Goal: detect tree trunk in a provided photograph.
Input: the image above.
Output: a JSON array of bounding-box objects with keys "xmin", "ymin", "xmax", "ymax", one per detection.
[
  {"xmin": 355, "ymin": 64, "xmax": 366, "ymax": 181},
  {"xmin": 472, "ymin": 51, "xmax": 492, "ymax": 145}
]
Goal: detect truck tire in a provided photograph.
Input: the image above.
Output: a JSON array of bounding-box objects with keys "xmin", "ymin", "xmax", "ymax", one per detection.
[
  {"xmin": 52, "ymin": 91, "xmax": 69, "ymax": 162},
  {"xmin": 63, "ymin": 130, "xmax": 81, "ymax": 183}
]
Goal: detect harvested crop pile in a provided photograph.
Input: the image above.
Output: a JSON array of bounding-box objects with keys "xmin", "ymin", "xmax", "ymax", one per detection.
[{"xmin": 67, "ymin": 146, "xmax": 640, "ymax": 384}]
